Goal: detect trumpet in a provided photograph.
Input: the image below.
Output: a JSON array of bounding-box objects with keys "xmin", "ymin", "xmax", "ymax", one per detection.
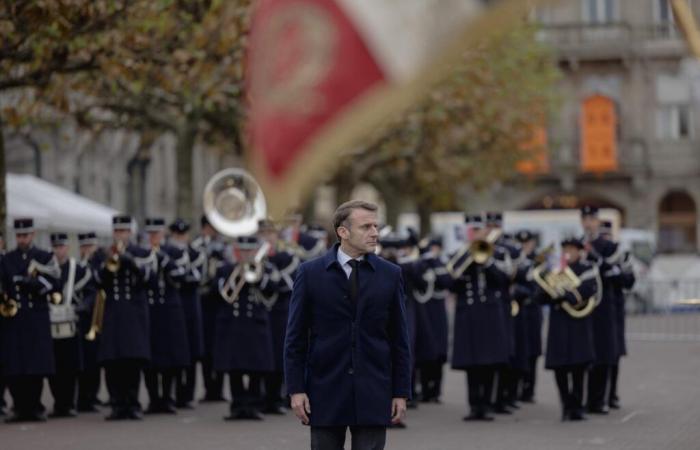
[
  {"xmin": 447, "ymin": 229, "xmax": 501, "ymax": 278},
  {"xmin": 106, "ymin": 240, "xmax": 126, "ymax": 273},
  {"xmin": 85, "ymin": 289, "xmax": 106, "ymax": 341},
  {"xmin": 0, "ymin": 293, "xmax": 18, "ymax": 318}
]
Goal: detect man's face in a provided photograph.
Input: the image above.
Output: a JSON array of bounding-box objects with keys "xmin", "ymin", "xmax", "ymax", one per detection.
[
  {"xmin": 235, "ymin": 247, "xmax": 257, "ymax": 263},
  {"xmin": 113, "ymin": 229, "xmax": 131, "ymax": 244},
  {"xmin": 337, "ymin": 209, "xmax": 379, "ymax": 255},
  {"xmin": 80, "ymin": 244, "xmax": 96, "ymax": 259},
  {"xmin": 522, "ymin": 239, "xmax": 537, "ymax": 255},
  {"xmin": 15, "ymin": 232, "xmax": 33, "ymax": 251},
  {"xmin": 53, "ymin": 244, "xmax": 69, "ymax": 261},
  {"xmin": 471, "ymin": 226, "xmax": 488, "ymax": 241},
  {"xmin": 171, "ymin": 231, "xmax": 189, "ymax": 244},
  {"xmin": 148, "ymin": 231, "xmax": 163, "ymax": 248},
  {"xmin": 562, "ymin": 245, "xmax": 581, "ymax": 263},
  {"xmin": 202, "ymin": 224, "xmax": 218, "ymax": 238},
  {"xmin": 259, "ymin": 229, "xmax": 278, "ymax": 247},
  {"xmin": 581, "ymin": 215, "xmax": 599, "ymax": 236}
]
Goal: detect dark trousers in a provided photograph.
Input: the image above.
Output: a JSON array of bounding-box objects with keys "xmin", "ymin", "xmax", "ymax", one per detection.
[
  {"xmin": 609, "ymin": 362, "xmax": 620, "ymax": 405},
  {"xmin": 554, "ymin": 365, "xmax": 585, "ymax": 414},
  {"xmin": 466, "ymin": 366, "xmax": 495, "ymax": 415},
  {"xmin": 263, "ymin": 371, "xmax": 285, "ymax": 409},
  {"xmin": 49, "ymin": 371, "xmax": 78, "ymax": 413},
  {"xmin": 7, "ymin": 375, "xmax": 45, "ymax": 417},
  {"xmin": 587, "ymin": 364, "xmax": 610, "ymax": 409},
  {"xmin": 202, "ymin": 356, "xmax": 224, "ymax": 400},
  {"xmin": 104, "ymin": 359, "xmax": 143, "ymax": 415},
  {"xmin": 77, "ymin": 367, "xmax": 101, "ymax": 408},
  {"xmin": 176, "ymin": 364, "xmax": 197, "ymax": 406},
  {"xmin": 418, "ymin": 361, "xmax": 443, "ymax": 401},
  {"xmin": 521, "ymin": 356, "xmax": 538, "ymax": 400},
  {"xmin": 144, "ymin": 367, "xmax": 178, "ymax": 409},
  {"xmin": 310, "ymin": 426, "xmax": 386, "ymax": 450},
  {"xmin": 0, "ymin": 375, "xmax": 7, "ymax": 411},
  {"xmin": 228, "ymin": 371, "xmax": 262, "ymax": 412},
  {"xmin": 495, "ymin": 366, "xmax": 518, "ymax": 407}
]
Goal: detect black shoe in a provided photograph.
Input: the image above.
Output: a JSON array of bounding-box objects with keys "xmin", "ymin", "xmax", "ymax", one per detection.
[
  {"xmin": 492, "ymin": 405, "xmax": 513, "ymax": 415},
  {"xmin": 176, "ymin": 402, "xmax": 195, "ymax": 410},
  {"xmin": 608, "ymin": 399, "xmax": 621, "ymax": 410},
  {"xmin": 568, "ymin": 410, "xmax": 587, "ymax": 421},
  {"xmin": 202, "ymin": 394, "xmax": 227, "ymax": 403},
  {"xmin": 407, "ymin": 399, "xmax": 419, "ymax": 410},
  {"xmin": 390, "ymin": 421, "xmax": 407, "ymax": 428},
  {"xmin": 77, "ymin": 404, "xmax": 99, "ymax": 413},
  {"xmin": 587, "ymin": 406, "xmax": 609, "ymax": 415},
  {"xmin": 105, "ymin": 409, "xmax": 128, "ymax": 421},
  {"xmin": 5, "ymin": 413, "xmax": 29, "ymax": 424},
  {"xmin": 145, "ymin": 403, "xmax": 161, "ymax": 415},
  {"xmin": 9, "ymin": 412, "xmax": 47, "ymax": 423},
  {"xmin": 224, "ymin": 409, "xmax": 247, "ymax": 421},
  {"xmin": 263, "ymin": 405, "xmax": 287, "ymax": 415},
  {"xmin": 520, "ymin": 396, "xmax": 535, "ymax": 404},
  {"xmin": 507, "ymin": 401, "xmax": 520, "ymax": 409},
  {"xmin": 127, "ymin": 409, "xmax": 144, "ymax": 420},
  {"xmin": 463, "ymin": 413, "xmax": 494, "ymax": 422},
  {"xmin": 246, "ymin": 409, "xmax": 265, "ymax": 421},
  {"xmin": 49, "ymin": 409, "xmax": 77, "ymax": 418}
]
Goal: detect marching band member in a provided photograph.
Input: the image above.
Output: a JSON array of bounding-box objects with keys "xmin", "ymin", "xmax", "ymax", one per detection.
[
  {"xmin": 1, "ymin": 218, "xmax": 60, "ymax": 423},
  {"xmin": 212, "ymin": 235, "xmax": 278, "ymax": 421},
  {"xmin": 143, "ymin": 218, "xmax": 190, "ymax": 415},
  {"xmin": 534, "ymin": 236, "xmax": 599, "ymax": 422},
  {"xmin": 48, "ymin": 232, "xmax": 93, "ymax": 418}
]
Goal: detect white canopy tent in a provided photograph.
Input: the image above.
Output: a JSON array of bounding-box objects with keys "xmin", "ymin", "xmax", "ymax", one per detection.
[{"xmin": 6, "ymin": 173, "xmax": 119, "ymax": 245}]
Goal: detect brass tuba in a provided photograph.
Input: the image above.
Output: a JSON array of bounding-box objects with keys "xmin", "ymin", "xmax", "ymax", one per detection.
[
  {"xmin": 0, "ymin": 294, "xmax": 18, "ymax": 318},
  {"xmin": 532, "ymin": 264, "xmax": 596, "ymax": 319},
  {"xmin": 203, "ymin": 168, "xmax": 267, "ymax": 238}
]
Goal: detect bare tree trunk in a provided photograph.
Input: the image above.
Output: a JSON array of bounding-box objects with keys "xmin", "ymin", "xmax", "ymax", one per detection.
[
  {"xmin": 382, "ymin": 187, "xmax": 402, "ymax": 228},
  {"xmin": 416, "ymin": 200, "xmax": 432, "ymax": 237},
  {"xmin": 176, "ymin": 115, "xmax": 198, "ymax": 221}
]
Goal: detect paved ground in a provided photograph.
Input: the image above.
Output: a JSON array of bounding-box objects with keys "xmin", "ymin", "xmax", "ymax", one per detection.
[{"xmin": 3, "ymin": 337, "xmax": 700, "ymax": 450}]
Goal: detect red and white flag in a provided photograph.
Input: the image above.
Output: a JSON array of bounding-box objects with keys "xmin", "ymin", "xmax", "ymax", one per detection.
[{"xmin": 246, "ymin": 0, "xmax": 549, "ymax": 216}]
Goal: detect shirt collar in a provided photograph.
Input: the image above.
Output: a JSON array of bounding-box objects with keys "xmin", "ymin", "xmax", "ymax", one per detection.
[{"xmin": 337, "ymin": 246, "xmax": 364, "ymax": 267}]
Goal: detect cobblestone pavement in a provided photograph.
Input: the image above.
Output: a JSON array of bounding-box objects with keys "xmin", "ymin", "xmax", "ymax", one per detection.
[{"xmin": 2, "ymin": 339, "xmax": 700, "ymax": 450}]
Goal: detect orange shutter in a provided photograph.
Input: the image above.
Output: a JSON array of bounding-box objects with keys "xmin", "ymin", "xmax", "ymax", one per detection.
[
  {"xmin": 580, "ymin": 95, "xmax": 618, "ymax": 172},
  {"xmin": 517, "ymin": 124, "xmax": 549, "ymax": 174}
]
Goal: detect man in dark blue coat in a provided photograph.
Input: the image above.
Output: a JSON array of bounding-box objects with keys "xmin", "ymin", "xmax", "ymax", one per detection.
[
  {"xmin": 285, "ymin": 200, "xmax": 411, "ymax": 450},
  {"xmin": 259, "ymin": 219, "xmax": 300, "ymax": 415},
  {"xmin": 446, "ymin": 214, "xmax": 511, "ymax": 422},
  {"xmin": 191, "ymin": 215, "xmax": 228, "ymax": 402},
  {"xmin": 95, "ymin": 215, "xmax": 153, "ymax": 420},
  {"xmin": 213, "ymin": 235, "xmax": 277, "ymax": 421},
  {"xmin": 534, "ymin": 237, "xmax": 599, "ymax": 421},
  {"xmin": 48, "ymin": 232, "xmax": 93, "ymax": 418},
  {"xmin": 76, "ymin": 231, "xmax": 105, "ymax": 412},
  {"xmin": 169, "ymin": 219, "xmax": 204, "ymax": 410},
  {"xmin": 581, "ymin": 206, "xmax": 620, "ymax": 414},
  {"xmin": 1, "ymin": 218, "xmax": 60, "ymax": 423},
  {"xmin": 143, "ymin": 218, "xmax": 190, "ymax": 414}
]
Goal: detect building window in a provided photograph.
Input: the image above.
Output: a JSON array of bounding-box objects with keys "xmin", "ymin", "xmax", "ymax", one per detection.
[
  {"xmin": 653, "ymin": 0, "xmax": 679, "ymax": 37},
  {"xmin": 656, "ymin": 105, "xmax": 693, "ymax": 140},
  {"xmin": 583, "ymin": 0, "xmax": 617, "ymax": 24},
  {"xmin": 658, "ymin": 191, "xmax": 697, "ymax": 253},
  {"xmin": 580, "ymin": 95, "xmax": 618, "ymax": 173}
]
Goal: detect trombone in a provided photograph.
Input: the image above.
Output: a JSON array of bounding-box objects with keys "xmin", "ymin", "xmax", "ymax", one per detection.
[
  {"xmin": 220, "ymin": 241, "xmax": 271, "ymax": 304},
  {"xmin": 446, "ymin": 229, "xmax": 501, "ymax": 278}
]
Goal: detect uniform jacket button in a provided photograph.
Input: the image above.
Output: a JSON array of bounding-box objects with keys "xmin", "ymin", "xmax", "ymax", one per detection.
[{"xmin": 233, "ymin": 310, "xmax": 239, "ymax": 317}]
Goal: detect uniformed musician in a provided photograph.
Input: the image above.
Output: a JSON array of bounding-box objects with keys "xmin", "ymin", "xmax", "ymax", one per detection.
[
  {"xmin": 95, "ymin": 215, "xmax": 153, "ymax": 421},
  {"xmin": 48, "ymin": 232, "xmax": 93, "ymax": 418},
  {"xmin": 258, "ymin": 219, "xmax": 299, "ymax": 415},
  {"xmin": 534, "ymin": 236, "xmax": 599, "ymax": 421},
  {"xmin": 447, "ymin": 214, "xmax": 511, "ymax": 421},
  {"xmin": 169, "ymin": 219, "xmax": 205, "ymax": 410},
  {"xmin": 143, "ymin": 218, "xmax": 190, "ymax": 414},
  {"xmin": 192, "ymin": 214, "xmax": 228, "ymax": 402},
  {"xmin": 600, "ymin": 220, "xmax": 635, "ymax": 409},
  {"xmin": 76, "ymin": 231, "xmax": 105, "ymax": 412},
  {"xmin": 1, "ymin": 218, "xmax": 60, "ymax": 423},
  {"xmin": 581, "ymin": 206, "xmax": 620, "ymax": 414},
  {"xmin": 212, "ymin": 235, "xmax": 277, "ymax": 421}
]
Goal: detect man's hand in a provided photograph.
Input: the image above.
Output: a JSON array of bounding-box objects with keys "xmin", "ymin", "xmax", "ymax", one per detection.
[
  {"xmin": 391, "ymin": 398, "xmax": 407, "ymax": 424},
  {"xmin": 291, "ymin": 393, "xmax": 311, "ymax": 425}
]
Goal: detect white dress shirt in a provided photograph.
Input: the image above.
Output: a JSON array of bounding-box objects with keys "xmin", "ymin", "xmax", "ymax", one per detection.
[{"xmin": 337, "ymin": 247, "xmax": 364, "ymax": 279}]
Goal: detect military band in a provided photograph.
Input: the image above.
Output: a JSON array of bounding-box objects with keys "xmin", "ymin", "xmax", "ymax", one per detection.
[{"xmin": 0, "ymin": 205, "xmax": 633, "ymax": 426}]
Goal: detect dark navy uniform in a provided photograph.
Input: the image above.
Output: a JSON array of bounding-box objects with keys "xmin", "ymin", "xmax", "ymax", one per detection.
[
  {"xmin": 412, "ymin": 241, "xmax": 450, "ymax": 403},
  {"xmin": 585, "ymin": 234, "xmax": 621, "ymax": 413},
  {"xmin": 608, "ymin": 246, "xmax": 635, "ymax": 409},
  {"xmin": 212, "ymin": 236, "xmax": 277, "ymax": 420},
  {"xmin": 192, "ymin": 216, "xmax": 228, "ymax": 402},
  {"xmin": 169, "ymin": 219, "xmax": 204, "ymax": 409},
  {"xmin": 143, "ymin": 221, "xmax": 190, "ymax": 414},
  {"xmin": 1, "ymin": 218, "xmax": 60, "ymax": 422},
  {"xmin": 534, "ymin": 242, "xmax": 599, "ymax": 421},
  {"xmin": 447, "ymin": 216, "xmax": 511, "ymax": 421},
  {"xmin": 76, "ymin": 233, "xmax": 105, "ymax": 412},
  {"xmin": 263, "ymin": 242, "xmax": 300, "ymax": 414},
  {"xmin": 48, "ymin": 233, "xmax": 93, "ymax": 417},
  {"xmin": 95, "ymin": 215, "xmax": 153, "ymax": 420}
]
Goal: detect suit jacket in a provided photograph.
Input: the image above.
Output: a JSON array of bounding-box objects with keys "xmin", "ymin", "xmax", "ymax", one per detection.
[{"xmin": 284, "ymin": 244, "xmax": 411, "ymax": 427}]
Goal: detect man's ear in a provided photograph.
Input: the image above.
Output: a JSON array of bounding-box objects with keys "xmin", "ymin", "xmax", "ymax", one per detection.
[{"xmin": 337, "ymin": 226, "xmax": 348, "ymax": 240}]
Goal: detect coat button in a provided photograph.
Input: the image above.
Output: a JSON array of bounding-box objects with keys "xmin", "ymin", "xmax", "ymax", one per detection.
[
  {"xmin": 467, "ymin": 299, "xmax": 473, "ymax": 305},
  {"xmin": 481, "ymin": 296, "xmax": 486, "ymax": 302},
  {"xmin": 233, "ymin": 310, "xmax": 239, "ymax": 317},
  {"xmin": 246, "ymin": 311, "xmax": 253, "ymax": 318},
  {"xmin": 149, "ymin": 299, "xmax": 154, "ymax": 305}
]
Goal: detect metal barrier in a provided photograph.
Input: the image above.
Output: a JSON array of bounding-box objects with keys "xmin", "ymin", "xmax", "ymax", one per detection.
[{"xmin": 625, "ymin": 278, "xmax": 700, "ymax": 342}]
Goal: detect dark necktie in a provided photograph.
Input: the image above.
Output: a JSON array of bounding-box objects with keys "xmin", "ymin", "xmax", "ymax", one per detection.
[{"xmin": 348, "ymin": 259, "xmax": 359, "ymax": 313}]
